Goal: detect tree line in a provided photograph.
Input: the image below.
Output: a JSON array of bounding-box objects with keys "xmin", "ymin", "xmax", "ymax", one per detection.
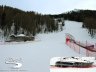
[
  {"xmin": 0, "ymin": 5, "xmax": 59, "ymax": 38},
  {"xmin": 83, "ymin": 17, "xmax": 96, "ymax": 37},
  {"xmin": 49, "ymin": 9, "xmax": 96, "ymax": 37}
]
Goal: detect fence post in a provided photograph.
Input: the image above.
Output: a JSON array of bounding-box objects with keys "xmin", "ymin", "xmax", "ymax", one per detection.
[
  {"xmin": 86, "ymin": 40, "xmax": 88, "ymax": 56},
  {"xmin": 74, "ymin": 42, "xmax": 75, "ymax": 50},
  {"xmin": 95, "ymin": 43, "xmax": 96, "ymax": 48},
  {"xmin": 79, "ymin": 41, "xmax": 80, "ymax": 54},
  {"xmin": 86, "ymin": 49, "xmax": 88, "ymax": 56}
]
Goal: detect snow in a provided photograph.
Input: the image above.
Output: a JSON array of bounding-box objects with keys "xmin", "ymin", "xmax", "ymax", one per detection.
[
  {"xmin": 58, "ymin": 22, "xmax": 62, "ymax": 25},
  {"xmin": 50, "ymin": 68, "xmax": 96, "ymax": 72},
  {"xmin": 50, "ymin": 57, "xmax": 95, "ymax": 65},
  {"xmin": 17, "ymin": 34, "xmax": 26, "ymax": 37},
  {"xmin": 0, "ymin": 20, "xmax": 96, "ymax": 72},
  {"xmin": 0, "ymin": 29, "xmax": 2, "ymax": 33},
  {"xmin": 64, "ymin": 21, "xmax": 96, "ymax": 43}
]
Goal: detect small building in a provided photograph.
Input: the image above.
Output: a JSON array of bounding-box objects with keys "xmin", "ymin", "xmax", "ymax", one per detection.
[{"xmin": 7, "ymin": 34, "xmax": 35, "ymax": 42}]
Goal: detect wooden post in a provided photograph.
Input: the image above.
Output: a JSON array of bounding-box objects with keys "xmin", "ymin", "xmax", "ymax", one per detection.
[
  {"xmin": 95, "ymin": 43, "xmax": 96, "ymax": 48},
  {"xmin": 86, "ymin": 40, "xmax": 88, "ymax": 56},
  {"xmin": 73, "ymin": 43, "xmax": 75, "ymax": 49},
  {"xmin": 86, "ymin": 49, "xmax": 88, "ymax": 56},
  {"xmin": 87, "ymin": 50, "xmax": 89, "ymax": 57},
  {"xmin": 79, "ymin": 41, "xmax": 80, "ymax": 54},
  {"xmin": 74, "ymin": 42, "xmax": 75, "ymax": 51},
  {"xmin": 73, "ymin": 42, "xmax": 74, "ymax": 49}
]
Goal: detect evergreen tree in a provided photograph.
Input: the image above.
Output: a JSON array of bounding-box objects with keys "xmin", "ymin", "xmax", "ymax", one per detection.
[{"xmin": 0, "ymin": 5, "xmax": 60, "ymax": 38}]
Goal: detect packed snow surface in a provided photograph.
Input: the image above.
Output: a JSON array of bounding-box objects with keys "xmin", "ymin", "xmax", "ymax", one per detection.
[{"xmin": 0, "ymin": 20, "xmax": 96, "ymax": 72}]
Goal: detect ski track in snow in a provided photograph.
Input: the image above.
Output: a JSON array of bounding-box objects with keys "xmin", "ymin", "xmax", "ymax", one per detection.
[{"xmin": 0, "ymin": 20, "xmax": 96, "ymax": 72}]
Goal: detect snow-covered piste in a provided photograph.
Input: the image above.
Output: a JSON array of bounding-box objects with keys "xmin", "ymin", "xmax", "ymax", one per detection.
[{"xmin": 0, "ymin": 20, "xmax": 96, "ymax": 72}]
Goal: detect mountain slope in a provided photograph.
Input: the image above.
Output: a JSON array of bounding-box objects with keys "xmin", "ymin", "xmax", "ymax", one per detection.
[{"xmin": 0, "ymin": 20, "xmax": 96, "ymax": 72}]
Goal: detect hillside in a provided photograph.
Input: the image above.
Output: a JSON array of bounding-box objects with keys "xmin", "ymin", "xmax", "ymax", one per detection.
[
  {"xmin": 49, "ymin": 10, "xmax": 96, "ymax": 37},
  {"xmin": 0, "ymin": 20, "xmax": 96, "ymax": 72},
  {"xmin": 0, "ymin": 5, "xmax": 59, "ymax": 39}
]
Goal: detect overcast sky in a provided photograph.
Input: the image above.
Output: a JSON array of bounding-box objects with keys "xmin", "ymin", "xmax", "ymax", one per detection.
[{"xmin": 0, "ymin": 0, "xmax": 96, "ymax": 14}]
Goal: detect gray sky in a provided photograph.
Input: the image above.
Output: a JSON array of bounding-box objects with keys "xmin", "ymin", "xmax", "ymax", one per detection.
[{"xmin": 0, "ymin": 0, "xmax": 96, "ymax": 14}]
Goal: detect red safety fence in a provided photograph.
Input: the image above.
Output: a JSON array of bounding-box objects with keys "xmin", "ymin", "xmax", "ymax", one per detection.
[{"xmin": 66, "ymin": 36, "xmax": 96, "ymax": 57}]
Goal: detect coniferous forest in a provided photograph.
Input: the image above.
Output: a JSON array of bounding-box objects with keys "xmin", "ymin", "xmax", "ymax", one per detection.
[
  {"xmin": 0, "ymin": 5, "xmax": 59, "ymax": 39},
  {"xmin": 0, "ymin": 5, "xmax": 96, "ymax": 39}
]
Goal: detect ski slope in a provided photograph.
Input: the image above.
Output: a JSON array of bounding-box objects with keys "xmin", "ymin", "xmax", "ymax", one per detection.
[{"xmin": 0, "ymin": 20, "xmax": 96, "ymax": 72}]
